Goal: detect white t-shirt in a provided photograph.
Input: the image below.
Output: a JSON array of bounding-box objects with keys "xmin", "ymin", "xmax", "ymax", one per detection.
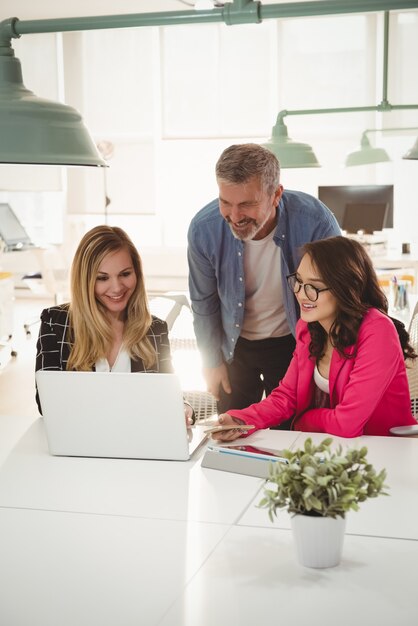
[
  {"xmin": 241, "ymin": 228, "xmax": 291, "ymax": 340},
  {"xmin": 314, "ymin": 364, "xmax": 330, "ymax": 394}
]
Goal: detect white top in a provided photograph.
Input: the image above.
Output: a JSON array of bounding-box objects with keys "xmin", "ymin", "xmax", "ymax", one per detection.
[
  {"xmin": 95, "ymin": 347, "xmax": 131, "ymax": 372},
  {"xmin": 241, "ymin": 229, "xmax": 290, "ymax": 340},
  {"xmin": 314, "ymin": 364, "xmax": 330, "ymax": 394}
]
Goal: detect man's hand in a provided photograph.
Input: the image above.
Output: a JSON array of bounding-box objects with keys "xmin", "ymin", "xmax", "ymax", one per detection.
[{"xmin": 203, "ymin": 363, "xmax": 231, "ymax": 401}]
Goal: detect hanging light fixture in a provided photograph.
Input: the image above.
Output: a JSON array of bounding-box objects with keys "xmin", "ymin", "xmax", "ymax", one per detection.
[
  {"xmin": 263, "ymin": 10, "xmax": 418, "ymax": 168},
  {"xmin": 345, "ymin": 132, "xmax": 391, "ymax": 166},
  {"xmin": 262, "ymin": 118, "xmax": 320, "ymax": 168},
  {"xmin": 0, "ymin": 3, "xmax": 417, "ymax": 167},
  {"xmin": 345, "ymin": 127, "xmax": 418, "ymax": 166},
  {"xmin": 0, "ymin": 38, "xmax": 106, "ymax": 167}
]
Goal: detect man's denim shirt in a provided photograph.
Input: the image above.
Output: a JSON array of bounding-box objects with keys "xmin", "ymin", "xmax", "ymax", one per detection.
[{"xmin": 187, "ymin": 189, "xmax": 341, "ymax": 368}]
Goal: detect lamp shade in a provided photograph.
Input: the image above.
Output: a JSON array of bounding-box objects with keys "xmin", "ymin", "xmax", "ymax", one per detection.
[
  {"xmin": 345, "ymin": 134, "xmax": 391, "ymax": 167},
  {"xmin": 262, "ymin": 120, "xmax": 320, "ymax": 168},
  {"xmin": 403, "ymin": 137, "xmax": 418, "ymax": 160},
  {"xmin": 0, "ymin": 53, "xmax": 106, "ymax": 167}
]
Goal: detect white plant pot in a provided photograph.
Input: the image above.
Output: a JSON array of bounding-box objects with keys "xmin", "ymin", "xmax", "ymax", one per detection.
[{"xmin": 290, "ymin": 514, "xmax": 347, "ymax": 568}]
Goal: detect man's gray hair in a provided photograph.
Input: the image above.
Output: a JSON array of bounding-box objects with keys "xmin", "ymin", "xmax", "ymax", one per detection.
[{"xmin": 215, "ymin": 143, "xmax": 281, "ymax": 195}]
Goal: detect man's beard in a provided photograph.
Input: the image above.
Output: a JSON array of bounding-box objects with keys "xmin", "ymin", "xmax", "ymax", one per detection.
[{"xmin": 226, "ymin": 214, "xmax": 270, "ymax": 241}]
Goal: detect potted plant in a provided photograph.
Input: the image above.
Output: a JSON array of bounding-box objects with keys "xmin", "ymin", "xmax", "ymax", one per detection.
[{"xmin": 258, "ymin": 437, "xmax": 388, "ymax": 568}]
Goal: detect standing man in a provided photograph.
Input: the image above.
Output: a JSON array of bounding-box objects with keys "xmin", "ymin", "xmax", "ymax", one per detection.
[{"xmin": 187, "ymin": 143, "xmax": 340, "ymax": 417}]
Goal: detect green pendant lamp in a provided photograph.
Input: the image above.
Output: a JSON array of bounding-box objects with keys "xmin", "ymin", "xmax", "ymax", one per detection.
[
  {"xmin": 262, "ymin": 118, "xmax": 320, "ymax": 168},
  {"xmin": 345, "ymin": 132, "xmax": 391, "ymax": 166},
  {"xmin": 0, "ymin": 49, "xmax": 106, "ymax": 166}
]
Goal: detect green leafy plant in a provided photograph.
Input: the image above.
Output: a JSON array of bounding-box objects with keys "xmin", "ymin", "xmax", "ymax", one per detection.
[{"xmin": 259, "ymin": 437, "xmax": 388, "ymax": 521}]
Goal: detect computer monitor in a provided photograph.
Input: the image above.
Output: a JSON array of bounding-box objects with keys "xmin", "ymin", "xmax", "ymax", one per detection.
[
  {"xmin": 342, "ymin": 202, "xmax": 388, "ymax": 235},
  {"xmin": 0, "ymin": 203, "xmax": 34, "ymax": 251},
  {"xmin": 318, "ymin": 185, "xmax": 394, "ymax": 233}
]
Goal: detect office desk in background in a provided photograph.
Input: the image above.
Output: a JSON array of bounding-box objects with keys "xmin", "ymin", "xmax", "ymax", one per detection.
[
  {"xmin": 373, "ymin": 251, "xmax": 418, "ymax": 294},
  {"xmin": 0, "ymin": 272, "xmax": 14, "ymax": 338},
  {"xmin": 0, "ymin": 420, "xmax": 417, "ymax": 626}
]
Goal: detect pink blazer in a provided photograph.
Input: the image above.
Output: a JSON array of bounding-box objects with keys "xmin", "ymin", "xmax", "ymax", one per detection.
[{"xmin": 228, "ymin": 308, "xmax": 416, "ymax": 437}]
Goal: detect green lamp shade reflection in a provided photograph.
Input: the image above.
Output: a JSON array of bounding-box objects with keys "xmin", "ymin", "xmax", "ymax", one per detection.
[{"xmin": 0, "ymin": 54, "xmax": 106, "ymax": 167}]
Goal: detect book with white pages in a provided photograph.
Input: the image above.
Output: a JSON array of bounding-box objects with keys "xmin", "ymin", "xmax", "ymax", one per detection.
[{"xmin": 201, "ymin": 439, "xmax": 288, "ymax": 478}]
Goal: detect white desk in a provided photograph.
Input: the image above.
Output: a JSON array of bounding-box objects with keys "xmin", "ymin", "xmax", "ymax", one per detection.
[
  {"xmin": 0, "ymin": 420, "xmax": 292, "ymax": 524},
  {"xmin": 0, "ymin": 272, "xmax": 14, "ymax": 339},
  {"xmin": 159, "ymin": 527, "xmax": 418, "ymax": 626},
  {"xmin": 0, "ymin": 248, "xmax": 43, "ymax": 279},
  {"xmin": 373, "ymin": 252, "xmax": 418, "ymax": 274},
  {"xmin": 0, "ymin": 421, "xmax": 417, "ymax": 626},
  {"xmin": 0, "ymin": 507, "xmax": 229, "ymax": 626},
  {"xmin": 239, "ymin": 432, "xmax": 418, "ymax": 541}
]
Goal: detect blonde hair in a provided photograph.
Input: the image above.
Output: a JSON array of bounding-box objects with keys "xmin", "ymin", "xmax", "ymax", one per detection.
[{"xmin": 67, "ymin": 225, "xmax": 155, "ymax": 371}]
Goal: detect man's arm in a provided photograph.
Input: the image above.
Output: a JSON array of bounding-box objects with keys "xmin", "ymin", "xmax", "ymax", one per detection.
[
  {"xmin": 187, "ymin": 223, "xmax": 224, "ymax": 368},
  {"xmin": 312, "ymin": 204, "xmax": 341, "ymax": 239}
]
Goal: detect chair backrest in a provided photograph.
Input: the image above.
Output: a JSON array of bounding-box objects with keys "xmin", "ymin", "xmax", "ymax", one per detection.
[
  {"xmin": 170, "ymin": 336, "xmax": 218, "ymax": 422},
  {"xmin": 406, "ymin": 300, "xmax": 418, "ymax": 419},
  {"xmin": 149, "ymin": 294, "xmax": 218, "ymax": 422}
]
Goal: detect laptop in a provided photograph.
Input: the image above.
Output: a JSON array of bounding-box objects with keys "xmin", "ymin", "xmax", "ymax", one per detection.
[
  {"xmin": 0, "ymin": 203, "xmax": 35, "ymax": 251},
  {"xmin": 35, "ymin": 370, "xmax": 208, "ymax": 460}
]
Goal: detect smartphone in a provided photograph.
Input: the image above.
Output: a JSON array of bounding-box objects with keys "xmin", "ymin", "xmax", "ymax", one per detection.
[
  {"xmin": 204, "ymin": 424, "xmax": 254, "ymax": 435},
  {"xmin": 208, "ymin": 443, "xmax": 288, "ymax": 464}
]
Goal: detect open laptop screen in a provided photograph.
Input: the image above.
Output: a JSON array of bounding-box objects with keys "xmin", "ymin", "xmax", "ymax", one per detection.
[{"xmin": 35, "ymin": 371, "xmax": 208, "ymax": 460}]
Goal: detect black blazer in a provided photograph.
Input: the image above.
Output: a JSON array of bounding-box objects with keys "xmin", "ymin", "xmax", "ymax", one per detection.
[{"xmin": 35, "ymin": 304, "xmax": 173, "ymax": 413}]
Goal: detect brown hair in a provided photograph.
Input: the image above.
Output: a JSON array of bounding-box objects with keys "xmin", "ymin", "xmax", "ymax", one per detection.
[{"xmin": 301, "ymin": 236, "xmax": 416, "ymax": 361}]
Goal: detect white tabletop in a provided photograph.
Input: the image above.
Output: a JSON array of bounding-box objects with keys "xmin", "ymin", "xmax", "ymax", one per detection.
[
  {"xmin": 1, "ymin": 508, "xmax": 416, "ymax": 626},
  {"xmin": 159, "ymin": 525, "xmax": 418, "ymax": 626},
  {"xmin": 0, "ymin": 420, "xmax": 417, "ymax": 626},
  {"xmin": 238, "ymin": 432, "xmax": 418, "ymax": 540},
  {"xmin": 0, "ymin": 507, "xmax": 228, "ymax": 626},
  {"xmin": 0, "ymin": 419, "xmax": 268, "ymax": 523}
]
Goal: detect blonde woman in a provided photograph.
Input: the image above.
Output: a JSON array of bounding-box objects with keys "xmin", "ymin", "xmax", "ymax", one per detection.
[{"xmin": 35, "ymin": 225, "xmax": 193, "ymax": 422}]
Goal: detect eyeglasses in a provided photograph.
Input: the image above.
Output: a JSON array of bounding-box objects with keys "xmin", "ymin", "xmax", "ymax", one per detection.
[{"xmin": 286, "ymin": 273, "xmax": 331, "ymax": 302}]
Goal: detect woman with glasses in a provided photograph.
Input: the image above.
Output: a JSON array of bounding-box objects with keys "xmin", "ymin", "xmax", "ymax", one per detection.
[{"xmin": 212, "ymin": 235, "xmax": 417, "ymax": 439}]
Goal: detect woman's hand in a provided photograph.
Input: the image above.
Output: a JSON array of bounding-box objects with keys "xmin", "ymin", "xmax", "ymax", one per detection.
[{"xmin": 210, "ymin": 413, "xmax": 248, "ymax": 441}]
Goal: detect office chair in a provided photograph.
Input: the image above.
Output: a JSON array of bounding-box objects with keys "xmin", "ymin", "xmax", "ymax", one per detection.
[
  {"xmin": 405, "ymin": 299, "xmax": 418, "ymax": 420},
  {"xmin": 148, "ymin": 292, "xmax": 190, "ymax": 332},
  {"xmin": 149, "ymin": 293, "xmax": 218, "ymax": 422},
  {"xmin": 170, "ymin": 335, "xmax": 218, "ymax": 422},
  {"xmin": 389, "ymin": 300, "xmax": 418, "ymax": 437}
]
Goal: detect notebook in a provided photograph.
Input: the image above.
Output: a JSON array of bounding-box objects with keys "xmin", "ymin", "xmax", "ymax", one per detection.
[
  {"xmin": 0, "ymin": 203, "xmax": 34, "ymax": 251},
  {"xmin": 202, "ymin": 443, "xmax": 288, "ymax": 478},
  {"xmin": 35, "ymin": 370, "xmax": 208, "ymax": 460}
]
